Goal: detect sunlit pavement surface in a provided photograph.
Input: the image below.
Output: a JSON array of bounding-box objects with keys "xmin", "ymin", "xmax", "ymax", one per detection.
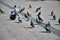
[{"xmin": 0, "ymin": 0, "xmax": 60, "ymax": 40}]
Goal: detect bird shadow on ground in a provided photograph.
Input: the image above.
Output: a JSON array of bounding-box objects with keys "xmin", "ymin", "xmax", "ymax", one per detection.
[
  {"xmin": 24, "ymin": 27, "xmax": 33, "ymax": 29},
  {"xmin": 15, "ymin": 22, "xmax": 19, "ymax": 23},
  {"xmin": 50, "ymin": 19, "xmax": 54, "ymax": 20},
  {"xmin": 21, "ymin": 18, "xmax": 26, "ymax": 19},
  {"xmin": 54, "ymin": 24, "xmax": 60, "ymax": 26},
  {"xmin": 49, "ymin": 26, "xmax": 60, "ymax": 37},
  {"xmin": 40, "ymin": 31, "xmax": 50, "ymax": 33},
  {"xmin": 0, "ymin": 12, "xmax": 5, "ymax": 14},
  {"xmin": 14, "ymin": 22, "xmax": 21, "ymax": 24},
  {"xmin": 48, "ymin": 15, "xmax": 52, "ymax": 16}
]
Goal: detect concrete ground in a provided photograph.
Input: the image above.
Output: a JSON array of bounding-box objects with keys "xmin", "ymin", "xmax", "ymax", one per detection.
[{"xmin": 0, "ymin": 0, "xmax": 60, "ymax": 40}]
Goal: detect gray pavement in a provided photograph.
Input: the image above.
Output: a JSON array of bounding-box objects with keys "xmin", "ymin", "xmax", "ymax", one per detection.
[{"xmin": 0, "ymin": 0, "xmax": 60, "ymax": 40}]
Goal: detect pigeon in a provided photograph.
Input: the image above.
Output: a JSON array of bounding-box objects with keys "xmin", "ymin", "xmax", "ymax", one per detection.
[
  {"xmin": 58, "ymin": 18, "xmax": 60, "ymax": 24},
  {"xmin": 0, "ymin": 9, "xmax": 4, "ymax": 13},
  {"xmin": 51, "ymin": 11, "xmax": 53, "ymax": 16},
  {"xmin": 18, "ymin": 17, "xmax": 22, "ymax": 23},
  {"xmin": 30, "ymin": 21, "xmax": 34, "ymax": 28},
  {"xmin": 19, "ymin": 7, "xmax": 25, "ymax": 13},
  {"xmin": 38, "ymin": 16, "xmax": 43, "ymax": 21},
  {"xmin": 35, "ymin": 7, "xmax": 41, "ymax": 12},
  {"xmin": 37, "ymin": 11, "xmax": 41, "ymax": 16},
  {"xmin": 29, "ymin": 4, "xmax": 32, "ymax": 8},
  {"xmin": 27, "ymin": 12, "xmax": 31, "ymax": 17},
  {"xmin": 53, "ymin": 14, "xmax": 56, "ymax": 20}
]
